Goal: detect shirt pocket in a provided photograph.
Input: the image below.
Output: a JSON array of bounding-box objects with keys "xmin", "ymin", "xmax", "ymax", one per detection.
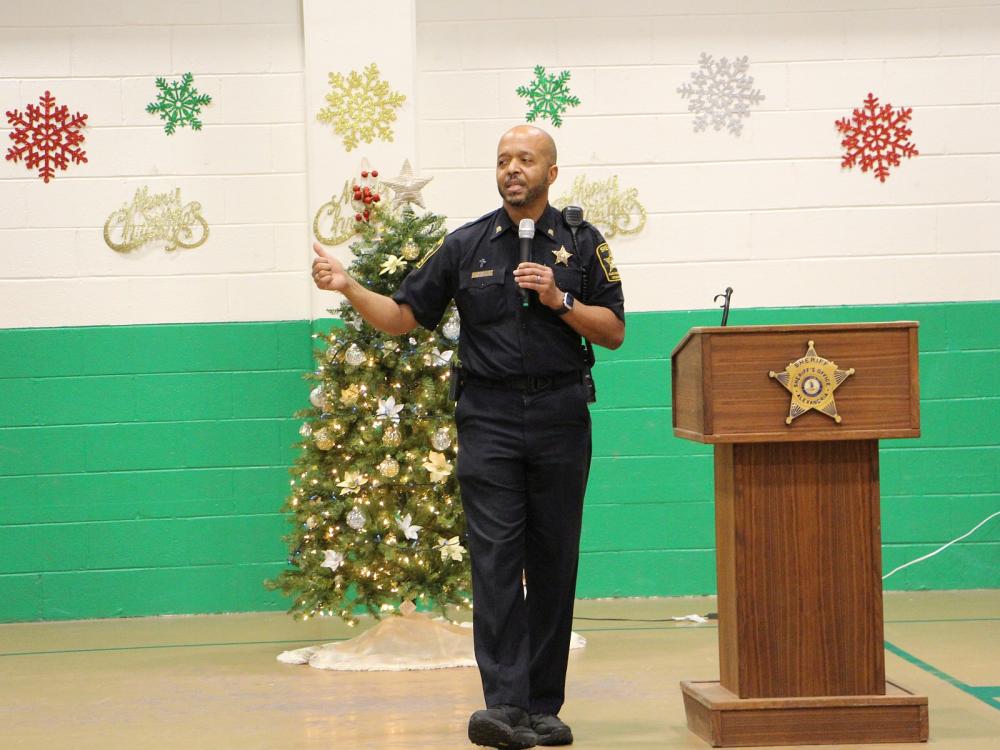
[
  {"xmin": 457, "ymin": 264, "xmax": 508, "ymax": 325},
  {"xmin": 552, "ymin": 266, "xmax": 583, "ymax": 297}
]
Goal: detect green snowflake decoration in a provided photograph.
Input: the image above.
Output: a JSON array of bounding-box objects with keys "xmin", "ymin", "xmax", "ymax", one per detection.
[
  {"xmin": 516, "ymin": 65, "xmax": 580, "ymax": 128},
  {"xmin": 317, "ymin": 63, "xmax": 406, "ymax": 152},
  {"xmin": 146, "ymin": 73, "xmax": 212, "ymax": 135}
]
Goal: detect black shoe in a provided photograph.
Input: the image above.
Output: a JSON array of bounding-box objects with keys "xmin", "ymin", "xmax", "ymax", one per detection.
[
  {"xmin": 468, "ymin": 705, "xmax": 538, "ymax": 749},
  {"xmin": 529, "ymin": 713, "xmax": 573, "ymax": 746}
]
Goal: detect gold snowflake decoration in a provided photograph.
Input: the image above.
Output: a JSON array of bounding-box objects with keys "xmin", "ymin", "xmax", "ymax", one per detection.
[{"xmin": 316, "ymin": 63, "xmax": 406, "ymax": 152}]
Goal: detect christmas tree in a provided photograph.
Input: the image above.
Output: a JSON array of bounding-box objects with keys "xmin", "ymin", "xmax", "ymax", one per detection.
[{"xmin": 267, "ymin": 166, "xmax": 469, "ymax": 625}]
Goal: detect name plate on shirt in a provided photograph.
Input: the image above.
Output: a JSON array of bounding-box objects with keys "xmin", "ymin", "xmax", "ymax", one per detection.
[{"xmin": 470, "ymin": 270, "xmax": 494, "ymax": 279}]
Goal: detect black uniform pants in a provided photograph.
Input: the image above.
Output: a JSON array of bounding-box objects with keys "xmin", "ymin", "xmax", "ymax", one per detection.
[{"xmin": 455, "ymin": 379, "xmax": 592, "ymax": 716}]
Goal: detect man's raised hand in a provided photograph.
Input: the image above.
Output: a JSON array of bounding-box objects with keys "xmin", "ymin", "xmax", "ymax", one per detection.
[{"xmin": 312, "ymin": 242, "xmax": 351, "ymax": 292}]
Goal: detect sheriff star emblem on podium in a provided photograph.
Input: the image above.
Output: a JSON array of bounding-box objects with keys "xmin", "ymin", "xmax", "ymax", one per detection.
[{"xmin": 769, "ymin": 340, "xmax": 855, "ymax": 424}]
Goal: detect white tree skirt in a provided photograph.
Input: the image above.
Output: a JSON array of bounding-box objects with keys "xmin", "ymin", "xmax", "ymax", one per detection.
[{"xmin": 278, "ymin": 613, "xmax": 586, "ymax": 672}]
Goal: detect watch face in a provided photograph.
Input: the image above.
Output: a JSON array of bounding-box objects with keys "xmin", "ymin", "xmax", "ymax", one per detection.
[{"xmin": 564, "ymin": 292, "xmax": 573, "ymax": 309}]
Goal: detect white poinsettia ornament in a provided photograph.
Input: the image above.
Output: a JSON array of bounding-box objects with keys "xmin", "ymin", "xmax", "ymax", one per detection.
[
  {"xmin": 438, "ymin": 536, "xmax": 466, "ymax": 562},
  {"xmin": 376, "ymin": 396, "xmax": 404, "ymax": 423},
  {"xmin": 422, "ymin": 451, "xmax": 453, "ymax": 482},
  {"xmin": 424, "ymin": 347, "xmax": 454, "ymax": 367},
  {"xmin": 396, "ymin": 513, "xmax": 422, "ymax": 541},
  {"xmin": 336, "ymin": 471, "xmax": 367, "ymax": 494},
  {"xmin": 379, "ymin": 255, "xmax": 407, "ymax": 276},
  {"xmin": 320, "ymin": 549, "xmax": 345, "ymax": 572}
]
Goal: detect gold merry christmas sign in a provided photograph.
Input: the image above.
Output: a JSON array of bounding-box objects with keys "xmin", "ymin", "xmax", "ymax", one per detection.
[{"xmin": 769, "ymin": 340, "xmax": 855, "ymax": 424}]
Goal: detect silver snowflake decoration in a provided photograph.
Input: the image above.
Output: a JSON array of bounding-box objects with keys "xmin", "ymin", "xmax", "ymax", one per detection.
[{"xmin": 677, "ymin": 53, "xmax": 764, "ymax": 137}]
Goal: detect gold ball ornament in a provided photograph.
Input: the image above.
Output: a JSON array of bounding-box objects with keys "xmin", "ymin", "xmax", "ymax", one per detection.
[
  {"xmin": 314, "ymin": 428, "xmax": 335, "ymax": 450},
  {"xmin": 382, "ymin": 424, "xmax": 402, "ymax": 447},
  {"xmin": 378, "ymin": 456, "xmax": 400, "ymax": 477},
  {"xmin": 401, "ymin": 240, "xmax": 420, "ymax": 261}
]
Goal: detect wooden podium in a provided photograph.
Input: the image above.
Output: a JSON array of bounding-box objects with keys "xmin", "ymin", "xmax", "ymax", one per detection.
[{"xmin": 671, "ymin": 322, "xmax": 928, "ymax": 746}]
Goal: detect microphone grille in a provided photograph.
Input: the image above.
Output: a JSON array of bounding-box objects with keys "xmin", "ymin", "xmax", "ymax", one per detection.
[{"xmin": 518, "ymin": 218, "xmax": 535, "ymax": 239}]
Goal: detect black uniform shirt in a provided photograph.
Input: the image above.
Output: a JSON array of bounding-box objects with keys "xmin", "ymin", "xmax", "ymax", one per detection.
[{"xmin": 392, "ymin": 204, "xmax": 625, "ymax": 379}]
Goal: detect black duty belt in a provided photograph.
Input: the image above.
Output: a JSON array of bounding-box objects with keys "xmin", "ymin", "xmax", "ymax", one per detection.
[{"xmin": 463, "ymin": 370, "xmax": 583, "ymax": 394}]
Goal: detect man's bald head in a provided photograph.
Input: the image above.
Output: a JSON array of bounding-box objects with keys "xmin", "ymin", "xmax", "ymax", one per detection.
[
  {"xmin": 495, "ymin": 124, "xmax": 559, "ymax": 215},
  {"xmin": 498, "ymin": 124, "xmax": 557, "ymax": 168}
]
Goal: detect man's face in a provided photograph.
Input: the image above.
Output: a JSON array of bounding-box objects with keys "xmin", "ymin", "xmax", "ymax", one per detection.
[{"xmin": 496, "ymin": 131, "xmax": 555, "ymax": 208}]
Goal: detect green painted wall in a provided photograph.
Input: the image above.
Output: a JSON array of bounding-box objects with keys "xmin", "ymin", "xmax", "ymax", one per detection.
[{"xmin": 1, "ymin": 302, "xmax": 997, "ymax": 622}]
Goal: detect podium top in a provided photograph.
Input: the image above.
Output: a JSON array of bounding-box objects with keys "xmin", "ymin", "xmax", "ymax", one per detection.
[
  {"xmin": 671, "ymin": 321, "xmax": 918, "ymax": 358},
  {"xmin": 671, "ymin": 321, "xmax": 920, "ymax": 444}
]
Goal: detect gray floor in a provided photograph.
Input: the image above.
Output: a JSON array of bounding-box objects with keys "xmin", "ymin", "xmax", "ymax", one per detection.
[{"xmin": 1, "ymin": 591, "xmax": 997, "ymax": 749}]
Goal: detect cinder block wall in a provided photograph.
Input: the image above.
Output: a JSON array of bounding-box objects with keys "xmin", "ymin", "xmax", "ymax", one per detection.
[{"xmin": 0, "ymin": 1, "xmax": 996, "ymax": 621}]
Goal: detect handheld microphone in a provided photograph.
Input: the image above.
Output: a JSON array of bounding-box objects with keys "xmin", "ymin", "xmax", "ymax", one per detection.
[{"xmin": 518, "ymin": 218, "xmax": 535, "ymax": 306}]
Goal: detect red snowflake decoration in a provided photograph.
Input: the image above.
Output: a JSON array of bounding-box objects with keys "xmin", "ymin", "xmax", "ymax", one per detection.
[
  {"xmin": 835, "ymin": 92, "xmax": 917, "ymax": 183},
  {"xmin": 5, "ymin": 90, "xmax": 88, "ymax": 183}
]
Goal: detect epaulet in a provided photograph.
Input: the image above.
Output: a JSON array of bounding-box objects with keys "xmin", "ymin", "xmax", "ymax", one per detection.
[
  {"xmin": 577, "ymin": 220, "xmax": 603, "ymax": 250},
  {"xmin": 415, "ymin": 212, "xmax": 496, "ymax": 269},
  {"xmin": 450, "ymin": 210, "xmax": 497, "ymax": 237}
]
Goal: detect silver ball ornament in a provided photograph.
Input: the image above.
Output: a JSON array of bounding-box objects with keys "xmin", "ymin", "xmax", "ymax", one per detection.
[
  {"xmin": 442, "ymin": 314, "xmax": 460, "ymax": 341},
  {"xmin": 309, "ymin": 386, "xmax": 325, "ymax": 409},
  {"xmin": 346, "ymin": 507, "xmax": 366, "ymax": 530},
  {"xmin": 431, "ymin": 427, "xmax": 452, "ymax": 451},
  {"xmin": 345, "ymin": 344, "xmax": 366, "ymax": 366}
]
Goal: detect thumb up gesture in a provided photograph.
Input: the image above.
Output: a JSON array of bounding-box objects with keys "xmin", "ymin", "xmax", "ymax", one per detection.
[{"xmin": 312, "ymin": 243, "xmax": 351, "ymax": 292}]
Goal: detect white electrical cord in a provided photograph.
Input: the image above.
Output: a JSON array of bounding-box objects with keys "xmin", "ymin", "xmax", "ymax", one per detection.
[{"xmin": 882, "ymin": 510, "xmax": 1000, "ymax": 580}]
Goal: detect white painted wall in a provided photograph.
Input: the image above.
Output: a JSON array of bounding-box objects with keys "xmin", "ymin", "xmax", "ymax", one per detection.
[
  {"xmin": 302, "ymin": 0, "xmax": 418, "ymax": 321},
  {"xmin": 1, "ymin": 1, "xmax": 997, "ymax": 328},
  {"xmin": 0, "ymin": 1, "xmax": 311, "ymax": 328},
  {"xmin": 415, "ymin": 0, "xmax": 1000, "ymax": 312}
]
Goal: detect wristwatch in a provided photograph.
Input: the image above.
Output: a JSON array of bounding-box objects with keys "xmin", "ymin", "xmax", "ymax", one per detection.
[{"xmin": 556, "ymin": 291, "xmax": 574, "ymax": 316}]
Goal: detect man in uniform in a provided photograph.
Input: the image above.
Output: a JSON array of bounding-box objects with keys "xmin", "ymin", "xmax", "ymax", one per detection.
[{"xmin": 312, "ymin": 124, "xmax": 625, "ymax": 749}]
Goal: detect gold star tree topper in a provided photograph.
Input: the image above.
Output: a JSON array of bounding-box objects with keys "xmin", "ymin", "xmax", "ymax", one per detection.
[
  {"xmin": 381, "ymin": 159, "xmax": 432, "ymax": 209},
  {"xmin": 769, "ymin": 340, "xmax": 855, "ymax": 424}
]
